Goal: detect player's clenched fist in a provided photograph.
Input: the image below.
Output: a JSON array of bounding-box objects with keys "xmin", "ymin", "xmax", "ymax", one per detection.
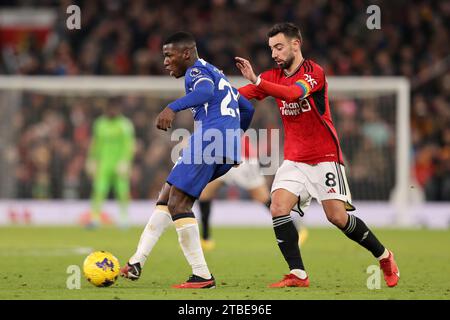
[
  {"xmin": 235, "ymin": 57, "xmax": 258, "ymax": 84},
  {"xmin": 156, "ymin": 107, "xmax": 175, "ymax": 131}
]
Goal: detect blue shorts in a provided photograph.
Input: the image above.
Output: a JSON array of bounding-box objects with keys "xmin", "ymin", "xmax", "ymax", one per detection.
[{"xmin": 167, "ymin": 158, "xmax": 235, "ymax": 199}]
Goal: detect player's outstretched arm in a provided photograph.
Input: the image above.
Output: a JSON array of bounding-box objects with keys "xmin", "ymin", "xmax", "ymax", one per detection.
[
  {"xmin": 255, "ymin": 76, "xmax": 308, "ymax": 101},
  {"xmin": 235, "ymin": 56, "xmax": 318, "ymax": 101},
  {"xmin": 156, "ymin": 80, "xmax": 214, "ymax": 131}
]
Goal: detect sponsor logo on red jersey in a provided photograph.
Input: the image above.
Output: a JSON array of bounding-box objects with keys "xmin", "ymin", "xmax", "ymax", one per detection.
[{"xmin": 280, "ymin": 99, "xmax": 311, "ymax": 116}]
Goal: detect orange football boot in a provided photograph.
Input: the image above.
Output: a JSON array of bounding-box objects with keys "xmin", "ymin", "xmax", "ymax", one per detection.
[
  {"xmin": 172, "ymin": 274, "xmax": 216, "ymax": 289},
  {"xmin": 269, "ymin": 274, "xmax": 310, "ymax": 288},
  {"xmin": 379, "ymin": 250, "xmax": 400, "ymax": 287}
]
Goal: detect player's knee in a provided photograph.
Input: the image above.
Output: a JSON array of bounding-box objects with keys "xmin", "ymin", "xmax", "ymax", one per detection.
[
  {"xmin": 167, "ymin": 198, "xmax": 189, "ymax": 215},
  {"xmin": 270, "ymin": 201, "xmax": 290, "ymax": 217},
  {"xmin": 323, "ymin": 200, "xmax": 348, "ymax": 228},
  {"xmin": 167, "ymin": 200, "xmax": 179, "ymax": 215},
  {"xmin": 326, "ymin": 212, "xmax": 347, "ymax": 228}
]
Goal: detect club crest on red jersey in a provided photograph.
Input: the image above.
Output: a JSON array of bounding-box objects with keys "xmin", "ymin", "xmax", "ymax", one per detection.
[{"xmin": 304, "ymin": 74, "xmax": 318, "ymax": 88}]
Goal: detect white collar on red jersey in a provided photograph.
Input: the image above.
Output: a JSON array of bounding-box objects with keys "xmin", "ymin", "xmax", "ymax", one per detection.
[{"xmin": 283, "ymin": 58, "xmax": 305, "ymax": 78}]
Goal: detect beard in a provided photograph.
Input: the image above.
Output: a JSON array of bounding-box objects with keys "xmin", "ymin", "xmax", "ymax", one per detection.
[{"xmin": 279, "ymin": 54, "xmax": 295, "ymax": 70}]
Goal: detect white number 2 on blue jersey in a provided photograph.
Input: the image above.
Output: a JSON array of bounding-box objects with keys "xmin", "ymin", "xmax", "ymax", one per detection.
[{"xmin": 218, "ymin": 78, "xmax": 240, "ymax": 118}]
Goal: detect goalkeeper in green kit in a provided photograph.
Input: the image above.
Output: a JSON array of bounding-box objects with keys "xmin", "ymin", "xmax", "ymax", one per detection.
[{"xmin": 86, "ymin": 101, "xmax": 135, "ymax": 229}]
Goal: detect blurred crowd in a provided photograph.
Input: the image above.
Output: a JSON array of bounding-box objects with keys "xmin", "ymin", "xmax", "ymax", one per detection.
[
  {"xmin": 11, "ymin": 92, "xmax": 394, "ymax": 200},
  {"xmin": 1, "ymin": 0, "xmax": 449, "ymax": 200}
]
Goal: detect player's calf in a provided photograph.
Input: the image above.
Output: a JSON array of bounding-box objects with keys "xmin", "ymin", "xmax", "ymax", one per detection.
[
  {"xmin": 339, "ymin": 214, "xmax": 386, "ymax": 258},
  {"xmin": 323, "ymin": 200, "xmax": 348, "ymax": 228},
  {"xmin": 336, "ymin": 212, "xmax": 400, "ymax": 287}
]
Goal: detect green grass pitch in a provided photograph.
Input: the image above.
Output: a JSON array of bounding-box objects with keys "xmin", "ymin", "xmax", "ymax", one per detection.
[{"xmin": 0, "ymin": 226, "xmax": 448, "ymax": 300}]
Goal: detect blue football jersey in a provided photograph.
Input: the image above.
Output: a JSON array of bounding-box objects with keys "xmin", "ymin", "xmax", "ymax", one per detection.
[{"xmin": 183, "ymin": 59, "xmax": 242, "ymax": 163}]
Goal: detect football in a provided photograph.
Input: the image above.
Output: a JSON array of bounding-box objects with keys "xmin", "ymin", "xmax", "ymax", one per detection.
[{"xmin": 83, "ymin": 251, "xmax": 120, "ymax": 287}]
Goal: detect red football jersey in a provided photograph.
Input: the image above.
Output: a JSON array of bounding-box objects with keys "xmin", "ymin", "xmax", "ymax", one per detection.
[{"xmin": 239, "ymin": 59, "xmax": 344, "ymax": 165}]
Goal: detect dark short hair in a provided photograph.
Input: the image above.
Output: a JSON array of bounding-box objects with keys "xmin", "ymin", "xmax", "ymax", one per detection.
[
  {"xmin": 163, "ymin": 31, "xmax": 196, "ymax": 47},
  {"xmin": 267, "ymin": 23, "xmax": 302, "ymax": 43}
]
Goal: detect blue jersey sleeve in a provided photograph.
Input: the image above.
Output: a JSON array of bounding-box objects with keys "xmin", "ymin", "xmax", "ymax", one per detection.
[
  {"xmin": 168, "ymin": 67, "xmax": 215, "ymax": 112},
  {"xmin": 237, "ymin": 94, "xmax": 255, "ymax": 132},
  {"xmin": 186, "ymin": 66, "xmax": 214, "ymax": 88}
]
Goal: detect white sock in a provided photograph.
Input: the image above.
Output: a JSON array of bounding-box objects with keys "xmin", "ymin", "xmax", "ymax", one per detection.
[
  {"xmin": 174, "ymin": 216, "xmax": 211, "ymax": 279},
  {"xmin": 377, "ymin": 248, "xmax": 390, "ymax": 261},
  {"xmin": 290, "ymin": 269, "xmax": 308, "ymax": 279},
  {"xmin": 129, "ymin": 205, "xmax": 172, "ymax": 266}
]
